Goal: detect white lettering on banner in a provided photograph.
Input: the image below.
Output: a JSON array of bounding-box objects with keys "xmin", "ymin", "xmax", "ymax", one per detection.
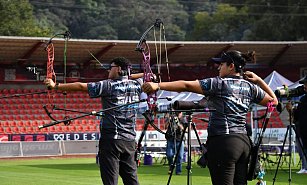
[
  {"xmin": 51, "ymin": 133, "xmax": 99, "ymax": 141},
  {"xmin": 22, "ymin": 144, "xmax": 54, "ymax": 152},
  {"xmin": 53, "ymin": 134, "xmax": 65, "ymax": 141},
  {"xmin": 91, "ymin": 133, "xmax": 96, "ymax": 140},
  {"xmin": 262, "ymin": 128, "xmax": 288, "ymax": 140},
  {"xmin": 148, "ymin": 133, "xmax": 157, "ymax": 139},
  {"xmin": 0, "ymin": 145, "xmax": 19, "ymax": 152},
  {"xmin": 74, "ymin": 134, "xmax": 80, "ymax": 140}
]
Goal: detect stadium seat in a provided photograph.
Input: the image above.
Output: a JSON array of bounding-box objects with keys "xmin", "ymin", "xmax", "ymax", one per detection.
[
  {"xmin": 55, "ymin": 126, "xmax": 63, "ymax": 133},
  {"xmin": 70, "ymin": 125, "xmax": 77, "ymax": 132},
  {"xmin": 26, "ymin": 127, "xmax": 35, "ymax": 134},
  {"xmin": 16, "ymin": 121, "xmax": 24, "ymax": 127},
  {"xmin": 12, "ymin": 135, "xmax": 21, "ymax": 141},
  {"xmin": 10, "ymin": 121, "xmax": 17, "ymax": 127},
  {"xmin": 5, "ymin": 127, "xmax": 12, "ymax": 134},
  {"xmin": 24, "ymin": 135, "xmax": 33, "ymax": 141},
  {"xmin": 62, "ymin": 126, "xmax": 70, "ymax": 132},
  {"xmin": 19, "ymin": 127, "xmax": 27, "ymax": 134},
  {"xmin": 81, "ymin": 120, "xmax": 88, "ymax": 125},
  {"xmin": 1, "ymin": 89, "xmax": 9, "ymax": 94},
  {"xmin": 76, "ymin": 125, "xmax": 84, "ymax": 132},
  {"xmin": 3, "ymin": 121, "xmax": 10, "ymax": 127},
  {"xmin": 84, "ymin": 125, "xmax": 90, "ymax": 132},
  {"xmin": 49, "ymin": 126, "xmax": 56, "ymax": 133},
  {"xmin": 36, "ymin": 135, "xmax": 46, "ymax": 141},
  {"xmin": 0, "ymin": 127, "xmax": 4, "ymax": 134},
  {"xmin": 90, "ymin": 125, "xmax": 98, "ymax": 132}
]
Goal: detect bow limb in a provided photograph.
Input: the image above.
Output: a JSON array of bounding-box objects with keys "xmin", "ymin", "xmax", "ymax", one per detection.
[
  {"xmin": 43, "ymin": 31, "xmax": 72, "ymax": 124},
  {"xmin": 45, "ymin": 42, "xmax": 56, "ymax": 105},
  {"xmin": 44, "ymin": 40, "xmax": 59, "ymax": 122},
  {"xmin": 136, "ymin": 19, "xmax": 164, "ymax": 112}
]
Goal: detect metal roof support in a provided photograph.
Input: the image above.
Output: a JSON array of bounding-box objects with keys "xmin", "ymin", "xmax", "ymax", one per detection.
[
  {"xmin": 152, "ymin": 44, "xmax": 184, "ymax": 64},
  {"xmin": 269, "ymin": 44, "xmax": 292, "ymax": 67},
  {"xmin": 17, "ymin": 41, "xmax": 44, "ymax": 65},
  {"xmin": 83, "ymin": 43, "xmax": 117, "ymax": 68}
]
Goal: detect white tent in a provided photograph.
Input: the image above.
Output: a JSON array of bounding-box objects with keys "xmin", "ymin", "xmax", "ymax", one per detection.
[
  {"xmin": 288, "ymin": 76, "xmax": 305, "ymax": 88},
  {"xmin": 264, "ymin": 71, "xmax": 293, "ymax": 91}
]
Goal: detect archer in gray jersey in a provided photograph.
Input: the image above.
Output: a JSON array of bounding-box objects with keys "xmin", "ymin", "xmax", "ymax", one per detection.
[
  {"xmin": 199, "ymin": 76, "xmax": 265, "ymax": 137},
  {"xmin": 142, "ymin": 50, "xmax": 278, "ymax": 185},
  {"xmin": 88, "ymin": 76, "xmax": 142, "ymax": 141},
  {"xmin": 45, "ymin": 57, "xmax": 142, "ymax": 185}
]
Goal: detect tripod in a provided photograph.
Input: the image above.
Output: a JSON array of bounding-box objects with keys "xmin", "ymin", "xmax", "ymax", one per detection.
[
  {"xmin": 272, "ymin": 110, "xmax": 307, "ymax": 185},
  {"xmin": 167, "ymin": 112, "xmax": 203, "ymax": 185}
]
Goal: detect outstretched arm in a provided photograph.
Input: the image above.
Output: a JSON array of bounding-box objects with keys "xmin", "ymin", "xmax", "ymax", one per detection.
[
  {"xmin": 130, "ymin": 73, "xmax": 144, "ymax": 79},
  {"xmin": 142, "ymin": 80, "xmax": 203, "ymax": 94},
  {"xmin": 44, "ymin": 79, "xmax": 88, "ymax": 92},
  {"xmin": 244, "ymin": 71, "xmax": 278, "ymax": 106}
]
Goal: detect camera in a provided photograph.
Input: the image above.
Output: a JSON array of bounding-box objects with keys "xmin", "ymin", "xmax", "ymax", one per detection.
[{"xmin": 274, "ymin": 85, "xmax": 305, "ymax": 98}]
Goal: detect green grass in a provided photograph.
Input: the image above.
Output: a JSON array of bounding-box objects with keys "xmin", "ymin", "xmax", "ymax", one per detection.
[{"xmin": 0, "ymin": 156, "xmax": 305, "ymax": 185}]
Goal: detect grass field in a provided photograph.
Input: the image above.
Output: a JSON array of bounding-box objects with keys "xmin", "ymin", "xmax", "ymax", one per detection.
[{"xmin": 0, "ymin": 156, "xmax": 305, "ymax": 185}]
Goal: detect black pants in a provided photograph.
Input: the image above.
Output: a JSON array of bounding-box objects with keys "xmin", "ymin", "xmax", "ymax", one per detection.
[
  {"xmin": 99, "ymin": 138, "xmax": 139, "ymax": 185},
  {"xmin": 207, "ymin": 134, "xmax": 251, "ymax": 185}
]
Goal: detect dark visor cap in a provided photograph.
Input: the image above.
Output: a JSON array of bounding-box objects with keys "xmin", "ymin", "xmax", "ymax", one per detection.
[
  {"xmin": 211, "ymin": 53, "xmax": 230, "ymax": 64},
  {"xmin": 211, "ymin": 50, "xmax": 246, "ymax": 69}
]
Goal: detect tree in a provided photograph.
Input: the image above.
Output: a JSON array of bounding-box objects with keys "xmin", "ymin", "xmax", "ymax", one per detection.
[
  {"xmin": 189, "ymin": 3, "xmax": 250, "ymax": 41},
  {"xmin": 104, "ymin": 0, "xmax": 189, "ymax": 41},
  {"xmin": 0, "ymin": 0, "xmax": 51, "ymax": 36}
]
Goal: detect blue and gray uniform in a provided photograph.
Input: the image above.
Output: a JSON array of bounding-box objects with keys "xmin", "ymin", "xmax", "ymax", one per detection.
[
  {"xmin": 88, "ymin": 76, "xmax": 142, "ymax": 141},
  {"xmin": 199, "ymin": 75, "xmax": 266, "ymax": 185},
  {"xmin": 87, "ymin": 76, "xmax": 142, "ymax": 185},
  {"xmin": 199, "ymin": 76, "xmax": 265, "ymax": 136}
]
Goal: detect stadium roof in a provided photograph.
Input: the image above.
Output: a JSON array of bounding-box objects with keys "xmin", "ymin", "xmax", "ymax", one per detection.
[{"xmin": 0, "ymin": 36, "xmax": 306, "ymax": 68}]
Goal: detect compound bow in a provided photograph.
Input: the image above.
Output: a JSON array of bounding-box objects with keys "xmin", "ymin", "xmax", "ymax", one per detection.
[
  {"xmin": 135, "ymin": 19, "xmax": 170, "ymax": 165},
  {"xmin": 43, "ymin": 31, "xmax": 71, "ymax": 125}
]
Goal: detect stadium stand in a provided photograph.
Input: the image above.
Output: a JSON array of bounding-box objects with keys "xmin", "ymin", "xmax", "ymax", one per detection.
[
  {"xmin": 0, "ymin": 89, "xmax": 102, "ymax": 134},
  {"xmin": 0, "ymin": 87, "xmax": 286, "ymax": 136}
]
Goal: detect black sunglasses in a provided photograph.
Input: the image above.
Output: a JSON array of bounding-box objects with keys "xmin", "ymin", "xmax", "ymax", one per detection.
[{"xmin": 108, "ymin": 65, "xmax": 119, "ymax": 70}]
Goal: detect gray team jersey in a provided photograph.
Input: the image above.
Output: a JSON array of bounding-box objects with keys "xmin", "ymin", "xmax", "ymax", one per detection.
[
  {"xmin": 199, "ymin": 76, "xmax": 265, "ymax": 137},
  {"xmin": 87, "ymin": 76, "xmax": 142, "ymax": 141}
]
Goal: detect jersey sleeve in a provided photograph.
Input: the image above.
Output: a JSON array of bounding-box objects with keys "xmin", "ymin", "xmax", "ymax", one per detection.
[
  {"xmin": 199, "ymin": 77, "xmax": 220, "ymax": 96},
  {"xmin": 87, "ymin": 81, "xmax": 109, "ymax": 98},
  {"xmin": 251, "ymin": 84, "xmax": 266, "ymax": 104}
]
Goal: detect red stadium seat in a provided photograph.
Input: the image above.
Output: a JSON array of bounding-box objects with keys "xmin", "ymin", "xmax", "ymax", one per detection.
[
  {"xmin": 81, "ymin": 120, "xmax": 88, "ymax": 125},
  {"xmin": 12, "ymin": 135, "xmax": 21, "ymax": 141},
  {"xmin": 62, "ymin": 126, "xmax": 70, "ymax": 133},
  {"xmin": 88, "ymin": 120, "xmax": 95, "ymax": 125},
  {"xmin": 10, "ymin": 121, "xmax": 17, "ymax": 127},
  {"xmin": 19, "ymin": 127, "xmax": 27, "ymax": 134},
  {"xmin": 70, "ymin": 125, "xmax": 77, "ymax": 132},
  {"xmin": 0, "ymin": 127, "xmax": 4, "ymax": 134},
  {"xmin": 82, "ymin": 125, "xmax": 89, "ymax": 132},
  {"xmin": 1, "ymin": 89, "xmax": 9, "ymax": 94},
  {"xmin": 13, "ymin": 127, "xmax": 19, "ymax": 134},
  {"xmin": 24, "ymin": 135, "xmax": 33, "ymax": 141},
  {"xmin": 55, "ymin": 126, "xmax": 63, "ymax": 133},
  {"xmin": 38, "ymin": 127, "xmax": 48, "ymax": 134},
  {"xmin": 36, "ymin": 135, "xmax": 46, "ymax": 141},
  {"xmin": 76, "ymin": 125, "xmax": 84, "ymax": 132},
  {"xmin": 90, "ymin": 125, "xmax": 98, "ymax": 132},
  {"xmin": 26, "ymin": 127, "xmax": 35, "ymax": 134},
  {"xmin": 3, "ymin": 121, "xmax": 9, "ymax": 127},
  {"xmin": 5, "ymin": 127, "xmax": 12, "ymax": 134}
]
